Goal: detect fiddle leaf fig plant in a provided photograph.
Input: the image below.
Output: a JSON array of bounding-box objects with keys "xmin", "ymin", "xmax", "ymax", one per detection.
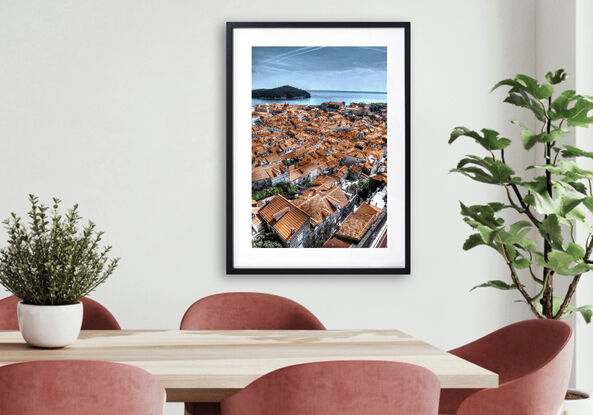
[
  {"xmin": 0, "ymin": 195, "xmax": 119, "ymax": 305},
  {"xmin": 451, "ymin": 69, "xmax": 593, "ymax": 322}
]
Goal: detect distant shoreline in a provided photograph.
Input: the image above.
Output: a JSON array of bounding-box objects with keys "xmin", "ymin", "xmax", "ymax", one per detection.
[
  {"xmin": 308, "ymin": 89, "xmax": 387, "ymax": 94},
  {"xmin": 252, "ymin": 102, "xmax": 387, "ymax": 106}
]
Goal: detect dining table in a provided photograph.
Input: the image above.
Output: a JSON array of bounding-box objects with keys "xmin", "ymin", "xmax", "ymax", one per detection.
[{"xmin": 0, "ymin": 329, "xmax": 498, "ymax": 402}]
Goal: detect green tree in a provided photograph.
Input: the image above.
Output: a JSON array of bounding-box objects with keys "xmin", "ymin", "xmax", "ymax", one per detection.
[
  {"xmin": 451, "ymin": 69, "xmax": 593, "ymax": 322},
  {"xmin": 252, "ymin": 232, "xmax": 283, "ymax": 248},
  {"xmin": 252, "ymin": 183, "xmax": 300, "ymax": 201}
]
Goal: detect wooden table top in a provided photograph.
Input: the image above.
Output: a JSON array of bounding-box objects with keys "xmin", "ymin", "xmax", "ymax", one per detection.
[{"xmin": 0, "ymin": 330, "xmax": 498, "ymax": 402}]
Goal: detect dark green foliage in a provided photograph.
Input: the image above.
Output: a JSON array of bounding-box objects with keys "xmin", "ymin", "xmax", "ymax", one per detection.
[
  {"xmin": 348, "ymin": 179, "xmax": 371, "ymax": 200},
  {"xmin": 252, "ymin": 183, "xmax": 300, "ymax": 201},
  {"xmin": 0, "ymin": 195, "xmax": 119, "ymax": 305},
  {"xmin": 252, "ymin": 232, "xmax": 283, "ymax": 248},
  {"xmin": 252, "ymin": 85, "xmax": 311, "ymax": 100},
  {"xmin": 451, "ymin": 69, "xmax": 593, "ymax": 322}
]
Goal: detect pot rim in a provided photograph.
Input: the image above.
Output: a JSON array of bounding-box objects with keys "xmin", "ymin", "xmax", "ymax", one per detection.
[
  {"xmin": 566, "ymin": 389, "xmax": 590, "ymax": 400},
  {"xmin": 17, "ymin": 300, "xmax": 82, "ymax": 307}
]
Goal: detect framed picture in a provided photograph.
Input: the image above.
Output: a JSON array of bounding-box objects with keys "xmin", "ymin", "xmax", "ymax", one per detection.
[{"xmin": 227, "ymin": 22, "xmax": 410, "ymax": 274}]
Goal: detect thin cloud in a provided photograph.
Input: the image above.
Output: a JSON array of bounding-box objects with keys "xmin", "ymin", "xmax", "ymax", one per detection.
[{"xmin": 263, "ymin": 47, "xmax": 326, "ymax": 65}]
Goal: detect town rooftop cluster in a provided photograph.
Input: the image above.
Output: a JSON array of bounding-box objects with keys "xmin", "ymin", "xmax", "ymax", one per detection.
[{"xmin": 251, "ymin": 101, "xmax": 388, "ymax": 248}]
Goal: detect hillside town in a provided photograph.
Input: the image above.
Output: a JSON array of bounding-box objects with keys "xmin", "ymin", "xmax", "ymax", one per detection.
[{"xmin": 251, "ymin": 101, "xmax": 388, "ymax": 248}]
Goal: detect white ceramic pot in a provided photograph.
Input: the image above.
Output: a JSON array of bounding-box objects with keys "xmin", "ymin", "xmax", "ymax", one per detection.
[
  {"xmin": 558, "ymin": 389, "xmax": 593, "ymax": 415},
  {"xmin": 17, "ymin": 301, "xmax": 83, "ymax": 348}
]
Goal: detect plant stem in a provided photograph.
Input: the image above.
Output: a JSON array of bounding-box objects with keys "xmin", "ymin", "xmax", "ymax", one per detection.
[
  {"xmin": 555, "ymin": 237, "xmax": 593, "ymax": 318},
  {"xmin": 501, "ymin": 244, "xmax": 544, "ymax": 318},
  {"xmin": 542, "ymin": 97, "xmax": 554, "ymax": 318}
]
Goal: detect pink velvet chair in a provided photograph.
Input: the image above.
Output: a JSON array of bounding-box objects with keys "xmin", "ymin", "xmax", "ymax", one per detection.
[
  {"xmin": 221, "ymin": 360, "xmax": 441, "ymax": 415},
  {"xmin": 0, "ymin": 360, "xmax": 165, "ymax": 414},
  {"xmin": 0, "ymin": 295, "xmax": 121, "ymax": 330},
  {"xmin": 181, "ymin": 292, "xmax": 325, "ymax": 415},
  {"xmin": 439, "ymin": 319, "xmax": 573, "ymax": 415}
]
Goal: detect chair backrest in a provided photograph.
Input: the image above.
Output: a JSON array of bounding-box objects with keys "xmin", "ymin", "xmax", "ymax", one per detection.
[
  {"xmin": 0, "ymin": 295, "xmax": 19, "ymax": 329},
  {"xmin": 221, "ymin": 360, "xmax": 440, "ymax": 415},
  {"xmin": 80, "ymin": 297, "xmax": 121, "ymax": 330},
  {"xmin": 0, "ymin": 295, "xmax": 120, "ymax": 330},
  {"xmin": 439, "ymin": 319, "xmax": 573, "ymax": 415},
  {"xmin": 450, "ymin": 319, "xmax": 572, "ymax": 383},
  {"xmin": 0, "ymin": 360, "xmax": 165, "ymax": 415},
  {"xmin": 180, "ymin": 292, "xmax": 325, "ymax": 330},
  {"xmin": 450, "ymin": 319, "xmax": 574, "ymax": 415}
]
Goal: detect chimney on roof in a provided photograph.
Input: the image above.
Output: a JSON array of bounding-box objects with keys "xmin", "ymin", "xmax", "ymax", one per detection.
[{"xmin": 290, "ymin": 228, "xmax": 295, "ymax": 236}]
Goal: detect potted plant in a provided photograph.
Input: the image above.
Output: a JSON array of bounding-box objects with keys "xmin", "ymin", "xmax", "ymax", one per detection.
[
  {"xmin": 0, "ymin": 195, "xmax": 119, "ymax": 348},
  {"xmin": 450, "ymin": 69, "xmax": 593, "ymax": 415}
]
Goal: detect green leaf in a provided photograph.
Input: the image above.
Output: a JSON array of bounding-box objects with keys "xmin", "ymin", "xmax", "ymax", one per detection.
[
  {"xmin": 566, "ymin": 242, "xmax": 585, "ymax": 261},
  {"xmin": 532, "ymin": 160, "xmax": 593, "ymax": 181},
  {"xmin": 577, "ymin": 305, "xmax": 593, "ymax": 323},
  {"xmin": 449, "ymin": 127, "xmax": 511, "ymax": 150},
  {"xmin": 551, "ymin": 89, "xmax": 578, "ymax": 119},
  {"xmin": 536, "ymin": 251, "xmax": 592, "ymax": 276},
  {"xmin": 515, "ymin": 74, "xmax": 553, "ymax": 100},
  {"xmin": 567, "ymin": 181, "xmax": 588, "ymax": 195},
  {"xmin": 470, "ymin": 280, "xmax": 517, "ymax": 291},
  {"xmin": 538, "ymin": 215, "xmax": 563, "ymax": 250},
  {"xmin": 503, "ymin": 92, "xmax": 546, "ymax": 122},
  {"xmin": 567, "ymin": 98, "xmax": 593, "ymax": 127},
  {"xmin": 491, "ymin": 78, "xmax": 520, "ymax": 93},
  {"xmin": 546, "ymin": 69, "xmax": 568, "ymax": 85},
  {"xmin": 477, "ymin": 225, "xmax": 497, "ymax": 244},
  {"xmin": 524, "ymin": 181, "xmax": 587, "ymax": 217},
  {"xmin": 582, "ymin": 196, "xmax": 593, "ymax": 213},
  {"xmin": 561, "ymin": 145, "xmax": 593, "ymax": 159},
  {"xmin": 452, "ymin": 156, "xmax": 514, "ymax": 185},
  {"xmin": 460, "ymin": 202, "xmax": 504, "ymax": 229},
  {"xmin": 520, "ymin": 128, "xmax": 568, "ymax": 150},
  {"xmin": 510, "ymin": 119, "xmax": 528, "ymax": 129},
  {"xmin": 463, "ymin": 234, "xmax": 486, "ymax": 250},
  {"xmin": 521, "ymin": 130, "xmax": 538, "ymax": 150},
  {"xmin": 513, "ymin": 258, "xmax": 531, "ymax": 269},
  {"xmin": 510, "ymin": 220, "xmax": 532, "ymax": 234},
  {"xmin": 487, "ymin": 202, "xmax": 507, "ymax": 212}
]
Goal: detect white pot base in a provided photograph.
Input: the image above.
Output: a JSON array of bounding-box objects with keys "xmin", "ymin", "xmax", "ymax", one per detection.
[
  {"xmin": 559, "ymin": 389, "xmax": 593, "ymax": 415},
  {"xmin": 17, "ymin": 301, "xmax": 83, "ymax": 348}
]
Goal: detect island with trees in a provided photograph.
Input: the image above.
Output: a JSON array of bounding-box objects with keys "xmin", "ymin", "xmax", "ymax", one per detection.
[{"xmin": 252, "ymin": 85, "xmax": 311, "ymax": 100}]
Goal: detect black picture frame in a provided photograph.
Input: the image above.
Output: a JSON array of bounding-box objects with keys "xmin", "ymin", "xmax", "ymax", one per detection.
[{"xmin": 227, "ymin": 22, "xmax": 411, "ymax": 275}]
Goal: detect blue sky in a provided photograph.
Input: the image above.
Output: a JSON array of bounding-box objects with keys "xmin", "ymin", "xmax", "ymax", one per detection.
[{"xmin": 252, "ymin": 47, "xmax": 387, "ymax": 92}]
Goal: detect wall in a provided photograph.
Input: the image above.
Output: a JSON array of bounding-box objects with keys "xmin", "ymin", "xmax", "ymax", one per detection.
[
  {"xmin": 535, "ymin": 0, "xmax": 593, "ymax": 392},
  {"xmin": 573, "ymin": 0, "xmax": 593, "ymax": 393},
  {"xmin": 0, "ymin": 1, "xmax": 537, "ymax": 412}
]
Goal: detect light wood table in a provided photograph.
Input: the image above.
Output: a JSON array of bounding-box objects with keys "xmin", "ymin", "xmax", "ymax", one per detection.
[{"xmin": 0, "ymin": 330, "xmax": 497, "ymax": 402}]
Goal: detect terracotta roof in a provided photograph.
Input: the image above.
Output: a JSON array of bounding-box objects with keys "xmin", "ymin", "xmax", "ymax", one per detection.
[
  {"xmin": 293, "ymin": 194, "xmax": 335, "ymax": 227},
  {"xmin": 311, "ymin": 175, "xmax": 340, "ymax": 190},
  {"xmin": 335, "ymin": 203, "xmax": 382, "ymax": 242},
  {"xmin": 293, "ymin": 187, "xmax": 349, "ymax": 227},
  {"xmin": 252, "ymin": 167, "xmax": 270, "ymax": 182},
  {"xmin": 259, "ymin": 195, "xmax": 310, "ymax": 242},
  {"xmin": 370, "ymin": 174, "xmax": 387, "ymax": 182},
  {"xmin": 322, "ymin": 237, "xmax": 351, "ymax": 248},
  {"xmin": 289, "ymin": 167, "xmax": 305, "ymax": 182},
  {"xmin": 325, "ymin": 187, "xmax": 349, "ymax": 208}
]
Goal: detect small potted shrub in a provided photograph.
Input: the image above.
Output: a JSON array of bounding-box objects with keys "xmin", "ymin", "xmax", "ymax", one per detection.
[
  {"xmin": 0, "ymin": 195, "xmax": 119, "ymax": 347},
  {"xmin": 450, "ymin": 70, "xmax": 593, "ymax": 415}
]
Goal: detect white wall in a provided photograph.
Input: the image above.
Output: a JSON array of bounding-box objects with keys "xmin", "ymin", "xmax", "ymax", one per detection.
[
  {"xmin": 573, "ymin": 0, "xmax": 593, "ymax": 393},
  {"xmin": 534, "ymin": 0, "xmax": 593, "ymax": 392},
  {"xmin": 0, "ymin": 0, "xmax": 538, "ymax": 412}
]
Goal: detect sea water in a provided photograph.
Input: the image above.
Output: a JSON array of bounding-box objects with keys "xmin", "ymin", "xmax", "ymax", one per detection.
[{"xmin": 252, "ymin": 90, "xmax": 387, "ymax": 106}]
